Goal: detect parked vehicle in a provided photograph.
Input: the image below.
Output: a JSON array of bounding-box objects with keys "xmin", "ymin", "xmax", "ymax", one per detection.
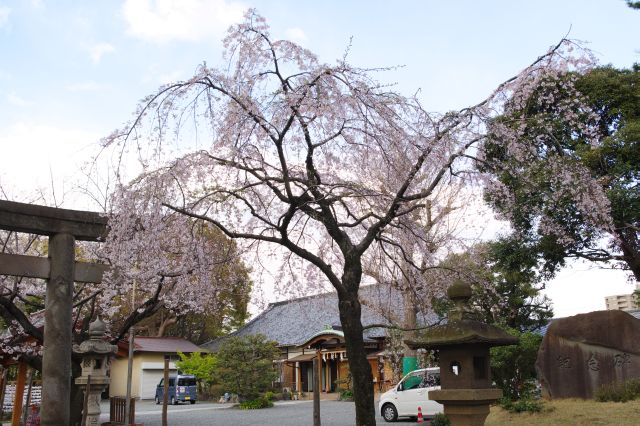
[
  {"xmin": 155, "ymin": 374, "xmax": 197, "ymax": 405},
  {"xmin": 378, "ymin": 367, "xmax": 443, "ymax": 422}
]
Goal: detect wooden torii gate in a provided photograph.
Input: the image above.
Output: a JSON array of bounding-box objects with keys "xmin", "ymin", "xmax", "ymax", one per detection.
[{"xmin": 0, "ymin": 200, "xmax": 108, "ymax": 426}]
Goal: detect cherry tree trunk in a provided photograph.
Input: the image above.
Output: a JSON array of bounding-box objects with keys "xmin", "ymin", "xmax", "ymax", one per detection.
[
  {"xmin": 615, "ymin": 227, "xmax": 640, "ymax": 282},
  {"xmin": 338, "ymin": 289, "xmax": 376, "ymax": 426}
]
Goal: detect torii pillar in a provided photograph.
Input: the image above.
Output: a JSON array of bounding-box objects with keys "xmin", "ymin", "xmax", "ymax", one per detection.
[{"xmin": 0, "ymin": 200, "xmax": 107, "ymax": 426}]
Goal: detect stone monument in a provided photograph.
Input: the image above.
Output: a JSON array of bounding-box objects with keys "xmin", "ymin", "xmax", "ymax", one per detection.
[
  {"xmin": 406, "ymin": 280, "xmax": 518, "ymax": 426},
  {"xmin": 536, "ymin": 310, "xmax": 640, "ymax": 399},
  {"xmin": 73, "ymin": 317, "xmax": 118, "ymax": 426}
]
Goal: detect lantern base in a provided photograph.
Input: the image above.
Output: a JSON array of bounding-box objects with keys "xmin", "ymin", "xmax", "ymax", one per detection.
[{"xmin": 429, "ymin": 388, "xmax": 502, "ymax": 426}]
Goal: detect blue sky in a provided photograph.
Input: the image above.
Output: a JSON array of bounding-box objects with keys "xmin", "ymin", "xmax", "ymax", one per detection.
[{"xmin": 1, "ymin": 0, "xmax": 639, "ymax": 315}]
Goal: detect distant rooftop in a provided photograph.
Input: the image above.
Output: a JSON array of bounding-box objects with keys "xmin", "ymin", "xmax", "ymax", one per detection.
[
  {"xmin": 118, "ymin": 336, "xmax": 203, "ymax": 355},
  {"xmin": 202, "ymin": 284, "xmax": 439, "ymax": 352}
]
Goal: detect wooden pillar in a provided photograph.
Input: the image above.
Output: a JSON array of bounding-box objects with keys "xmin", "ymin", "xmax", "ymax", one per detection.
[
  {"xmin": 0, "ymin": 366, "xmax": 8, "ymax": 415},
  {"xmin": 11, "ymin": 361, "xmax": 27, "ymax": 426},
  {"xmin": 325, "ymin": 357, "xmax": 330, "ymax": 392},
  {"xmin": 295, "ymin": 362, "xmax": 301, "ymax": 392},
  {"xmin": 21, "ymin": 367, "xmax": 34, "ymax": 426},
  {"xmin": 162, "ymin": 355, "xmax": 169, "ymax": 426},
  {"xmin": 41, "ymin": 232, "xmax": 75, "ymax": 426},
  {"xmin": 313, "ymin": 354, "xmax": 321, "ymax": 426}
]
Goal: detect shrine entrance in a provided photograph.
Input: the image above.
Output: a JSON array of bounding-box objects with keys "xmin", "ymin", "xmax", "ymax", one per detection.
[{"xmin": 0, "ymin": 200, "xmax": 108, "ymax": 426}]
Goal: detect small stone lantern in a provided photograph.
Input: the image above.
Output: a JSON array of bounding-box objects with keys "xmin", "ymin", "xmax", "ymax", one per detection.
[
  {"xmin": 405, "ymin": 281, "xmax": 518, "ymax": 426},
  {"xmin": 73, "ymin": 317, "xmax": 118, "ymax": 426}
]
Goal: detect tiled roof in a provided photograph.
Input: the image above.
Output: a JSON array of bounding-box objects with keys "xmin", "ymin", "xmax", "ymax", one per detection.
[
  {"xmin": 202, "ymin": 284, "xmax": 439, "ymax": 351},
  {"xmin": 130, "ymin": 337, "xmax": 203, "ymax": 353},
  {"xmin": 627, "ymin": 309, "xmax": 640, "ymax": 320}
]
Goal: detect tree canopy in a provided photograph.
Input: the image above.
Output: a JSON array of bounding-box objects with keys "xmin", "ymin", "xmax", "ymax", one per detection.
[
  {"xmin": 214, "ymin": 334, "xmax": 279, "ymax": 401},
  {"xmin": 175, "ymin": 351, "xmax": 217, "ymax": 387},
  {"xmin": 481, "ymin": 65, "xmax": 640, "ymax": 280},
  {"xmin": 99, "ymin": 10, "xmax": 596, "ymax": 425},
  {"xmin": 432, "ymin": 237, "xmax": 553, "ymax": 332}
]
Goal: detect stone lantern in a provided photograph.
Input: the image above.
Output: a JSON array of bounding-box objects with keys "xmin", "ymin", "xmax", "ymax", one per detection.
[
  {"xmin": 73, "ymin": 317, "xmax": 118, "ymax": 426},
  {"xmin": 405, "ymin": 281, "xmax": 518, "ymax": 426}
]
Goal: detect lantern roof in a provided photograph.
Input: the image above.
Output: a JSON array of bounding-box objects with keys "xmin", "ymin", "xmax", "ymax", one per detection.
[{"xmin": 405, "ymin": 280, "xmax": 518, "ymax": 350}]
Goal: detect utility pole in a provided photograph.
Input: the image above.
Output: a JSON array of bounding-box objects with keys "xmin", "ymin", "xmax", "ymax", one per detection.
[
  {"xmin": 162, "ymin": 356, "xmax": 169, "ymax": 426},
  {"xmin": 124, "ymin": 280, "xmax": 136, "ymax": 426},
  {"xmin": 313, "ymin": 350, "xmax": 321, "ymax": 426}
]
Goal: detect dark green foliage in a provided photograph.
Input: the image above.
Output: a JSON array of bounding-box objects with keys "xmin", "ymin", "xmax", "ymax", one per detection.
[
  {"xmin": 264, "ymin": 391, "xmax": 276, "ymax": 401},
  {"xmin": 175, "ymin": 351, "xmax": 217, "ymax": 398},
  {"xmin": 209, "ymin": 384, "xmax": 225, "ymax": 399},
  {"xmin": 481, "ymin": 66, "xmax": 640, "ymax": 281},
  {"xmin": 595, "ymin": 379, "xmax": 640, "ymax": 402},
  {"xmin": 339, "ymin": 389, "xmax": 354, "ymax": 401},
  {"xmin": 499, "ymin": 396, "xmax": 545, "ymax": 413},
  {"xmin": 215, "ymin": 334, "xmax": 280, "ymax": 401},
  {"xmin": 491, "ymin": 330, "xmax": 543, "ymax": 400},
  {"xmin": 628, "ymin": 1, "xmax": 640, "ymax": 10},
  {"xmin": 430, "ymin": 413, "xmax": 451, "ymax": 426},
  {"xmin": 434, "ymin": 238, "xmax": 553, "ymax": 333},
  {"xmin": 432, "ymin": 239, "xmax": 549, "ymax": 401},
  {"xmin": 238, "ymin": 397, "xmax": 273, "ymax": 409}
]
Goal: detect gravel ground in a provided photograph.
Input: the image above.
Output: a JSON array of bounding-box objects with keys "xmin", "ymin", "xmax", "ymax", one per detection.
[{"xmin": 99, "ymin": 399, "xmax": 426, "ymax": 425}]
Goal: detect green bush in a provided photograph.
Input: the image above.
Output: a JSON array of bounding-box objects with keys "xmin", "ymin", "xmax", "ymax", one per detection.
[
  {"xmin": 338, "ymin": 389, "xmax": 353, "ymax": 401},
  {"xmin": 335, "ymin": 373, "xmax": 352, "ymax": 391},
  {"xmin": 430, "ymin": 413, "xmax": 451, "ymax": 426},
  {"xmin": 210, "ymin": 384, "xmax": 225, "ymax": 399},
  {"xmin": 238, "ymin": 397, "xmax": 274, "ymax": 409},
  {"xmin": 264, "ymin": 391, "xmax": 276, "ymax": 401},
  {"xmin": 491, "ymin": 331, "xmax": 543, "ymax": 400},
  {"xmin": 499, "ymin": 396, "xmax": 544, "ymax": 413},
  {"xmin": 595, "ymin": 379, "xmax": 640, "ymax": 402}
]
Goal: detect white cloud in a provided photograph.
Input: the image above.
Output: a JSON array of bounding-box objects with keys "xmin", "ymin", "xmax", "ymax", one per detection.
[
  {"xmin": 0, "ymin": 122, "xmax": 101, "ymax": 207},
  {"xmin": 29, "ymin": 0, "xmax": 44, "ymax": 11},
  {"xmin": 6, "ymin": 92, "xmax": 32, "ymax": 107},
  {"xmin": 88, "ymin": 42, "xmax": 115, "ymax": 64},
  {"xmin": 122, "ymin": 0, "xmax": 246, "ymax": 43},
  {"xmin": 284, "ymin": 27, "xmax": 307, "ymax": 46},
  {"xmin": 0, "ymin": 6, "xmax": 11, "ymax": 28}
]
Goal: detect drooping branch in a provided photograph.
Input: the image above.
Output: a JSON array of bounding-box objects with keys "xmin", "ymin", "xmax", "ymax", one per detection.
[{"xmin": 0, "ymin": 298, "xmax": 43, "ymax": 343}]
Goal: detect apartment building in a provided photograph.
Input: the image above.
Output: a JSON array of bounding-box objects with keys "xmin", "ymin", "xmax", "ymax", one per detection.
[{"xmin": 605, "ymin": 283, "xmax": 640, "ymax": 311}]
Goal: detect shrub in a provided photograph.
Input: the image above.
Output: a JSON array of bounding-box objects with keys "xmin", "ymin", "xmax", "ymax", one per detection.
[
  {"xmin": 430, "ymin": 413, "xmax": 451, "ymax": 426},
  {"xmin": 210, "ymin": 384, "xmax": 225, "ymax": 399},
  {"xmin": 238, "ymin": 397, "xmax": 274, "ymax": 409},
  {"xmin": 595, "ymin": 379, "xmax": 640, "ymax": 402},
  {"xmin": 264, "ymin": 391, "xmax": 276, "ymax": 401},
  {"xmin": 214, "ymin": 334, "xmax": 280, "ymax": 400},
  {"xmin": 499, "ymin": 396, "xmax": 544, "ymax": 413},
  {"xmin": 491, "ymin": 331, "xmax": 543, "ymax": 400},
  {"xmin": 335, "ymin": 373, "xmax": 352, "ymax": 391},
  {"xmin": 338, "ymin": 389, "xmax": 353, "ymax": 401}
]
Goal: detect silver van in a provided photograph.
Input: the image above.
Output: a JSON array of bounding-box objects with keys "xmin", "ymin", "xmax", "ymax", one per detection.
[{"xmin": 155, "ymin": 374, "xmax": 197, "ymax": 405}]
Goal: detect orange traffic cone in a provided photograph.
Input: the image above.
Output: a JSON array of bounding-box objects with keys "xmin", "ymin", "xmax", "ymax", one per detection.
[{"xmin": 417, "ymin": 406, "xmax": 424, "ymax": 423}]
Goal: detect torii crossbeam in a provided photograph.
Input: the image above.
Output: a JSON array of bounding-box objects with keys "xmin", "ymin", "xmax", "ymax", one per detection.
[{"xmin": 0, "ymin": 200, "xmax": 108, "ymax": 426}]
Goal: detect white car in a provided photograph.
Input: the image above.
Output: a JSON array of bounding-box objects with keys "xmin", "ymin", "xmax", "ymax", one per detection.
[{"xmin": 378, "ymin": 367, "xmax": 443, "ymax": 422}]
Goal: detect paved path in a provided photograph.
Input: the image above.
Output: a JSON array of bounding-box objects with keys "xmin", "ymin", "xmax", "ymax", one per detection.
[{"xmin": 99, "ymin": 399, "xmax": 425, "ymax": 425}]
